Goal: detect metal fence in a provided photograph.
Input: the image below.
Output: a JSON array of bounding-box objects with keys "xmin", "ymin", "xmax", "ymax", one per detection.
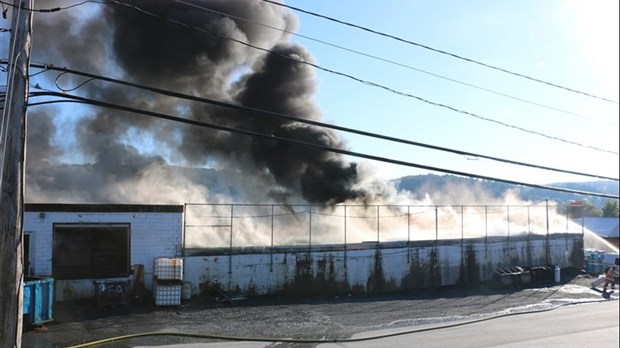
[{"xmin": 183, "ymin": 201, "xmax": 584, "ymax": 249}]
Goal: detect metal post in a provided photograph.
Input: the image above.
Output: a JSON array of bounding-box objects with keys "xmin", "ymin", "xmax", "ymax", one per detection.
[
  {"xmin": 229, "ymin": 204, "xmax": 233, "ymax": 274},
  {"xmin": 461, "ymin": 205, "xmax": 464, "ymax": 275},
  {"xmin": 376, "ymin": 205, "xmax": 380, "ymax": 243},
  {"xmin": 270, "ymin": 205, "xmax": 274, "ymax": 272},
  {"xmin": 484, "ymin": 205, "xmax": 488, "ymax": 262},
  {"xmin": 565, "ymin": 208, "xmax": 569, "ymax": 251},
  {"xmin": 507, "ymin": 205, "xmax": 510, "ymax": 241},
  {"xmin": 483, "ymin": 205, "xmax": 489, "ymax": 264},
  {"xmin": 407, "ymin": 206, "xmax": 411, "ymax": 264},
  {"xmin": 545, "ymin": 199, "xmax": 550, "ymax": 265},
  {"xmin": 461, "ymin": 205, "xmax": 464, "ymax": 242},
  {"xmin": 308, "ymin": 205, "xmax": 312, "ymax": 253},
  {"xmin": 507, "ymin": 206, "xmax": 510, "ymax": 264},
  {"xmin": 182, "ymin": 203, "xmax": 187, "ymax": 278},
  {"xmin": 527, "ymin": 205, "xmax": 532, "ymax": 266},
  {"xmin": 344, "ymin": 205, "xmax": 347, "ymax": 270},
  {"xmin": 435, "ymin": 206, "xmax": 439, "ymax": 243},
  {"xmin": 546, "ymin": 199, "xmax": 550, "ymax": 236},
  {"xmin": 527, "ymin": 206, "xmax": 531, "ymax": 238}
]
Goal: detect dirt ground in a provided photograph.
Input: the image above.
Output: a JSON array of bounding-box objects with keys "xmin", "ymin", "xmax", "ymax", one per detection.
[{"xmin": 22, "ymin": 268, "xmax": 619, "ymax": 348}]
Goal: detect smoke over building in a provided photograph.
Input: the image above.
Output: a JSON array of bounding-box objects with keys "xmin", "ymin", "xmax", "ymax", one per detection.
[{"xmin": 25, "ymin": 0, "xmax": 395, "ymax": 205}]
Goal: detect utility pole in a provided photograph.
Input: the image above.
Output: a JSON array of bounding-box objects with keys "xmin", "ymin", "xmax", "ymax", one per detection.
[{"xmin": 1, "ymin": 0, "xmax": 32, "ymax": 347}]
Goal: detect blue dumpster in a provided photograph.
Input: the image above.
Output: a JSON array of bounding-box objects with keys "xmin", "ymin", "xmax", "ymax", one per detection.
[{"xmin": 23, "ymin": 276, "xmax": 54, "ymax": 325}]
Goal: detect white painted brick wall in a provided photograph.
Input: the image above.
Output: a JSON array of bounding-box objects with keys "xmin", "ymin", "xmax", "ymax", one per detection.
[{"xmin": 23, "ymin": 209, "xmax": 183, "ymax": 296}]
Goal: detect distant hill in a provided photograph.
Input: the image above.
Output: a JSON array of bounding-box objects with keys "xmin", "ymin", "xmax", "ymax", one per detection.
[
  {"xmin": 393, "ymin": 174, "xmax": 619, "ymax": 208},
  {"xmin": 27, "ymin": 162, "xmax": 618, "ymax": 207}
]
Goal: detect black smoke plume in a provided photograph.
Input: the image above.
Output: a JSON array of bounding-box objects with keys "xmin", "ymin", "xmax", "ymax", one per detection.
[{"xmin": 25, "ymin": 0, "xmax": 391, "ymax": 205}]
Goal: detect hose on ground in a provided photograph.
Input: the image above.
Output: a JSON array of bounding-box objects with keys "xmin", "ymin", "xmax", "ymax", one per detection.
[{"xmin": 66, "ymin": 297, "xmax": 616, "ymax": 347}]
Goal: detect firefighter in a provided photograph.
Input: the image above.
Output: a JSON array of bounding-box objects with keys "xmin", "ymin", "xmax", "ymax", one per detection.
[{"xmin": 602, "ymin": 265, "xmax": 617, "ymax": 292}]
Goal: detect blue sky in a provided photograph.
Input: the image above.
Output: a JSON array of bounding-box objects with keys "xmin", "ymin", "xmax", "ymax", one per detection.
[{"xmin": 282, "ymin": 0, "xmax": 619, "ymax": 184}]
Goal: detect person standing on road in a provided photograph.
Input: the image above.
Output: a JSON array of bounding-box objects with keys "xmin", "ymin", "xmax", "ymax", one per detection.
[{"xmin": 603, "ymin": 266, "xmax": 617, "ymax": 292}]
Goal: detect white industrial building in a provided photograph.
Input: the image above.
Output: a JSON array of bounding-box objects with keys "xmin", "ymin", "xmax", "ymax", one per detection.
[
  {"xmin": 24, "ymin": 204, "xmax": 183, "ymax": 301},
  {"xmin": 23, "ymin": 203, "xmax": 585, "ymax": 303}
]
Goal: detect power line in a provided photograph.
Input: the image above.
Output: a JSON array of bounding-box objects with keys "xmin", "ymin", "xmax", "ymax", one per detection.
[
  {"xmin": 261, "ymin": 0, "xmax": 619, "ymax": 105},
  {"xmin": 171, "ymin": 0, "xmax": 615, "ymax": 126},
  {"xmin": 27, "ymin": 91, "xmax": 620, "ymax": 200},
  {"xmin": 0, "ymin": 0, "xmax": 105, "ymax": 13},
  {"xmin": 20, "ymin": 62, "xmax": 619, "ymax": 182},
  {"xmin": 12, "ymin": 0, "xmax": 611, "ymax": 125},
  {"xmin": 99, "ymin": 1, "xmax": 619, "ymax": 156},
  {"xmin": 5, "ymin": 3, "xmax": 619, "ymax": 154}
]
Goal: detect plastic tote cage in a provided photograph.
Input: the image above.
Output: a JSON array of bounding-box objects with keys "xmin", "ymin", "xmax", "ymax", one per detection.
[
  {"xmin": 154, "ymin": 257, "xmax": 183, "ymax": 280},
  {"xmin": 154, "ymin": 282, "xmax": 182, "ymax": 306}
]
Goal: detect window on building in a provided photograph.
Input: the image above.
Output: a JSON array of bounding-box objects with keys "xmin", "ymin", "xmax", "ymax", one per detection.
[{"xmin": 53, "ymin": 224, "xmax": 130, "ymax": 279}]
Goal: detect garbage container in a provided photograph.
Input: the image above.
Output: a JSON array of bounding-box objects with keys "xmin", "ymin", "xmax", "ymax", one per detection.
[
  {"xmin": 23, "ymin": 276, "xmax": 54, "ymax": 325},
  {"xmin": 530, "ymin": 266, "xmax": 554, "ymax": 284},
  {"xmin": 94, "ymin": 280, "xmax": 131, "ymax": 308},
  {"xmin": 493, "ymin": 266, "xmax": 527, "ymax": 288}
]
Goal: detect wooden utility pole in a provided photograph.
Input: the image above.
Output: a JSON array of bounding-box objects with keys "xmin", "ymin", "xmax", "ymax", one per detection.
[{"xmin": 1, "ymin": 0, "xmax": 32, "ymax": 347}]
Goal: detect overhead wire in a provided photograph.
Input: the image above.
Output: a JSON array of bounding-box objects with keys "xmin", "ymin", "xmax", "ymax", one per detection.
[
  {"xmin": 103, "ymin": 0, "xmax": 619, "ymax": 156},
  {"xmin": 13, "ymin": 0, "xmax": 611, "ymax": 126},
  {"xmin": 7, "ymin": 2, "xmax": 618, "ymax": 190},
  {"xmin": 171, "ymin": 0, "xmax": 615, "ymax": 126},
  {"xmin": 28, "ymin": 90, "xmax": 620, "ymax": 200},
  {"xmin": 0, "ymin": 0, "xmax": 106, "ymax": 13},
  {"xmin": 0, "ymin": 0, "xmax": 618, "ymax": 162},
  {"xmin": 261, "ymin": 0, "xmax": 619, "ymax": 105},
  {"xmin": 54, "ymin": 71, "xmax": 96, "ymax": 92},
  {"xmin": 16, "ymin": 61, "xmax": 619, "ymax": 182},
  {"xmin": 9, "ymin": 1, "xmax": 618, "ymax": 155}
]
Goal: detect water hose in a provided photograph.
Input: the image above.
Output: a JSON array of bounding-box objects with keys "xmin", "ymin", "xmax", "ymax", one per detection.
[{"xmin": 66, "ymin": 297, "xmax": 616, "ymax": 347}]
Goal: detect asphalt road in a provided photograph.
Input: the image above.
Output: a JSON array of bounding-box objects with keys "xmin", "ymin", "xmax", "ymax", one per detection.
[
  {"xmin": 317, "ymin": 300, "xmax": 619, "ymax": 348},
  {"xmin": 22, "ymin": 269, "xmax": 619, "ymax": 348},
  {"xmin": 130, "ymin": 300, "xmax": 619, "ymax": 348}
]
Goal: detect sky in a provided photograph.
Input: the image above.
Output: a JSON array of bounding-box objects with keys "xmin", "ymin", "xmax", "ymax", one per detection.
[
  {"xmin": 283, "ymin": 0, "xmax": 619, "ymax": 184},
  {"xmin": 0, "ymin": 0, "xmax": 618, "ymax": 205}
]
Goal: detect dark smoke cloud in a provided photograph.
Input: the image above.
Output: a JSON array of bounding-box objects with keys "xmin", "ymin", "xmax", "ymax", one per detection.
[{"xmin": 26, "ymin": 0, "xmax": 389, "ymax": 205}]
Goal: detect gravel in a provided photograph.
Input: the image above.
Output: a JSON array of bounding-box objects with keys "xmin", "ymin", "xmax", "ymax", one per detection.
[{"xmin": 22, "ymin": 268, "xmax": 618, "ymax": 348}]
